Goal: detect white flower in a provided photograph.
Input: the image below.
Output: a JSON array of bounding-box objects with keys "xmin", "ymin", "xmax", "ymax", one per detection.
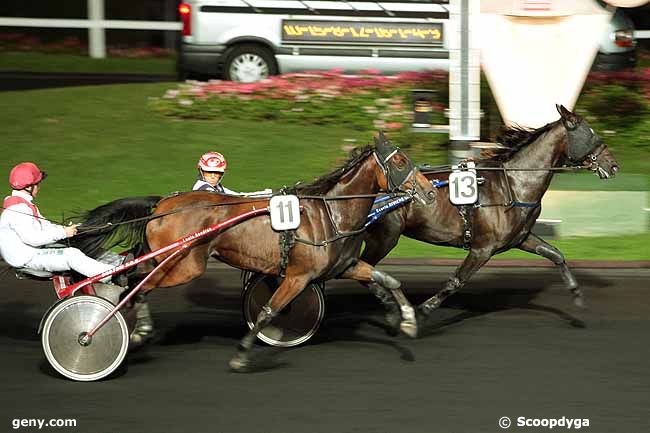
[{"xmin": 179, "ymin": 99, "xmax": 193, "ymax": 106}]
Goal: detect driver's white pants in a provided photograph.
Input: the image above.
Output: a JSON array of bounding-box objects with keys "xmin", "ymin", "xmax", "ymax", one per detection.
[{"xmin": 25, "ymin": 247, "xmax": 114, "ymax": 282}]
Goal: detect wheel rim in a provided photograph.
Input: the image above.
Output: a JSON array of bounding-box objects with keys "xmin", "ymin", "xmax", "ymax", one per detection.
[
  {"xmin": 41, "ymin": 296, "xmax": 129, "ymax": 381},
  {"xmin": 244, "ymin": 275, "xmax": 325, "ymax": 347},
  {"xmin": 229, "ymin": 53, "xmax": 269, "ymax": 83}
]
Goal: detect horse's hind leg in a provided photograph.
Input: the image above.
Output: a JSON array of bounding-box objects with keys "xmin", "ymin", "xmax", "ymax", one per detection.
[
  {"xmin": 518, "ymin": 233, "xmax": 583, "ymax": 307},
  {"xmin": 418, "ymin": 247, "xmax": 492, "ymax": 316},
  {"xmin": 340, "ymin": 261, "xmax": 417, "ymax": 338},
  {"xmin": 230, "ymin": 272, "xmax": 312, "ymax": 372}
]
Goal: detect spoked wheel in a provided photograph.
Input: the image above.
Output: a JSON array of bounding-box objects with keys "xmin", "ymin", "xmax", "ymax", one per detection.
[
  {"xmin": 243, "ymin": 273, "xmax": 325, "ymax": 347},
  {"xmin": 41, "ymin": 295, "xmax": 129, "ymax": 381}
]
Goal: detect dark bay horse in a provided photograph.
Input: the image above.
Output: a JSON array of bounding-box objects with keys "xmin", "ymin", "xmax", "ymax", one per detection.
[
  {"xmin": 74, "ymin": 134, "xmax": 435, "ymax": 370},
  {"xmin": 362, "ymin": 105, "xmax": 619, "ymax": 318}
]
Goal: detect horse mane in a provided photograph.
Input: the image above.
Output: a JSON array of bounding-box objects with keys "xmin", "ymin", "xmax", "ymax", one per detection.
[
  {"xmin": 70, "ymin": 195, "xmax": 161, "ymax": 259},
  {"xmin": 295, "ymin": 145, "xmax": 375, "ymax": 195},
  {"xmin": 480, "ymin": 121, "xmax": 558, "ymax": 163}
]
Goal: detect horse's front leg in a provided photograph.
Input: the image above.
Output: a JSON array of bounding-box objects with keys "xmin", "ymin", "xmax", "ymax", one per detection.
[
  {"xmin": 229, "ymin": 271, "xmax": 312, "ymax": 372},
  {"xmin": 418, "ymin": 247, "xmax": 493, "ymax": 316},
  {"xmin": 518, "ymin": 233, "xmax": 583, "ymax": 307},
  {"xmin": 341, "ymin": 261, "xmax": 417, "ymax": 338}
]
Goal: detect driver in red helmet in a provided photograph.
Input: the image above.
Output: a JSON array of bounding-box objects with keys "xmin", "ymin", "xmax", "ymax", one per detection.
[
  {"xmin": 0, "ymin": 162, "xmax": 117, "ymax": 279},
  {"xmin": 193, "ymin": 151, "xmax": 272, "ymax": 196}
]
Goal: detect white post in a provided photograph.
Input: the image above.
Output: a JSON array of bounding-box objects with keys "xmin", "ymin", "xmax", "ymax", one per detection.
[
  {"xmin": 88, "ymin": 0, "xmax": 106, "ymax": 58},
  {"xmin": 448, "ymin": 0, "xmax": 481, "ymax": 163}
]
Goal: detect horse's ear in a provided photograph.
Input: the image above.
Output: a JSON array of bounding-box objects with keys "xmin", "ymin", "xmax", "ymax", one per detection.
[
  {"xmin": 374, "ymin": 131, "xmax": 387, "ymax": 146},
  {"xmin": 557, "ymin": 104, "xmax": 578, "ymax": 129},
  {"xmin": 556, "ymin": 104, "xmax": 571, "ymax": 118}
]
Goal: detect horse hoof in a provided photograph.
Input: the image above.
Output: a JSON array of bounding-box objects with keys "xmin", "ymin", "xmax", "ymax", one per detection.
[
  {"xmin": 229, "ymin": 353, "xmax": 249, "ymax": 372},
  {"xmin": 129, "ymin": 328, "xmax": 154, "ymax": 349},
  {"xmin": 400, "ymin": 320, "xmax": 418, "ymax": 338},
  {"xmin": 573, "ymin": 295, "xmax": 585, "ymax": 308},
  {"xmin": 386, "ymin": 312, "xmax": 401, "ymax": 329},
  {"xmin": 417, "ymin": 298, "xmax": 441, "ymax": 316},
  {"xmin": 262, "ymin": 325, "xmax": 283, "ymax": 342}
]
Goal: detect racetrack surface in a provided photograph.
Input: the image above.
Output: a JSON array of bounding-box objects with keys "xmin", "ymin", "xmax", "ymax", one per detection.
[
  {"xmin": 0, "ymin": 71, "xmax": 176, "ymax": 92},
  {"xmin": 1, "ymin": 264, "xmax": 649, "ymax": 433}
]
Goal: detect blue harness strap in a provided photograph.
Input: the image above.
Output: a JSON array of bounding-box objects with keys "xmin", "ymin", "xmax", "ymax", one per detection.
[{"xmin": 365, "ymin": 195, "xmax": 412, "ymax": 228}]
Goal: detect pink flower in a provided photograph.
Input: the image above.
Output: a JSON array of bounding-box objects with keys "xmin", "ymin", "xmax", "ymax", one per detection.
[{"xmin": 386, "ymin": 122, "xmax": 403, "ymax": 129}]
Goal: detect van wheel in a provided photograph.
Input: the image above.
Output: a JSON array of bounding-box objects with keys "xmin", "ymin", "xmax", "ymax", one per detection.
[{"xmin": 224, "ymin": 44, "xmax": 277, "ymax": 83}]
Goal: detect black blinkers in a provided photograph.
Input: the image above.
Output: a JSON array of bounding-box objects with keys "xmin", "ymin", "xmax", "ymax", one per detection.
[
  {"xmin": 373, "ymin": 133, "xmax": 416, "ymax": 191},
  {"xmin": 565, "ymin": 120, "xmax": 604, "ymax": 163}
]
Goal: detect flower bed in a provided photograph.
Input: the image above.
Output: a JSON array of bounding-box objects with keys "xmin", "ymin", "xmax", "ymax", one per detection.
[
  {"xmin": 149, "ymin": 69, "xmax": 448, "ymax": 142},
  {"xmin": 150, "ymin": 66, "xmax": 650, "ymax": 148}
]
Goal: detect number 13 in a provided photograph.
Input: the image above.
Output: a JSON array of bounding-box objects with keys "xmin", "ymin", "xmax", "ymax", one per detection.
[{"xmin": 452, "ymin": 174, "xmax": 476, "ymax": 198}]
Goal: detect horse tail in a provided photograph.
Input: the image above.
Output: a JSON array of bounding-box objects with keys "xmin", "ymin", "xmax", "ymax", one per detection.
[{"xmin": 71, "ymin": 196, "xmax": 162, "ymax": 259}]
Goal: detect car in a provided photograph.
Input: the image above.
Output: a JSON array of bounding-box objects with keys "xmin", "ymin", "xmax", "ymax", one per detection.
[
  {"xmin": 176, "ymin": 0, "xmax": 450, "ymax": 82},
  {"xmin": 593, "ymin": 8, "xmax": 637, "ymax": 71}
]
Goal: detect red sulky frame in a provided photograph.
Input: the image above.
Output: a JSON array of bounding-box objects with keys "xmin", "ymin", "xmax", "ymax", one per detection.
[{"xmin": 56, "ymin": 207, "xmax": 270, "ymax": 339}]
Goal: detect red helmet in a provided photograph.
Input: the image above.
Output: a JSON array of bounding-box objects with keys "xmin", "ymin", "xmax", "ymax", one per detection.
[
  {"xmin": 198, "ymin": 152, "xmax": 227, "ymax": 173},
  {"xmin": 9, "ymin": 162, "xmax": 47, "ymax": 190}
]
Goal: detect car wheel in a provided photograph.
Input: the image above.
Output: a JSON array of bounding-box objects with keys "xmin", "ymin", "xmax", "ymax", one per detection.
[{"xmin": 224, "ymin": 44, "xmax": 277, "ymax": 83}]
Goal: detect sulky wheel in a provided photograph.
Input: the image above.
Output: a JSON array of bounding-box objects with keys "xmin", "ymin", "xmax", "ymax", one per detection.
[
  {"xmin": 41, "ymin": 295, "xmax": 130, "ymax": 382},
  {"xmin": 243, "ymin": 273, "xmax": 325, "ymax": 347}
]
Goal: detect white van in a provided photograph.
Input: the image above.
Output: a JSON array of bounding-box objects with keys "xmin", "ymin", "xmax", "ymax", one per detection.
[{"xmin": 177, "ymin": 0, "xmax": 450, "ymax": 82}]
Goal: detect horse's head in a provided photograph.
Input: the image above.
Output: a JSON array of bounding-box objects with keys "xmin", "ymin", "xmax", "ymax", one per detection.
[
  {"xmin": 556, "ymin": 104, "xmax": 619, "ymax": 179},
  {"xmin": 373, "ymin": 132, "xmax": 436, "ymax": 204}
]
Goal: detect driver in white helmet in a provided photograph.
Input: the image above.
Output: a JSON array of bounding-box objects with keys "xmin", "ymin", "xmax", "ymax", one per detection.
[
  {"xmin": 0, "ymin": 162, "xmax": 116, "ymax": 279},
  {"xmin": 193, "ymin": 151, "xmax": 271, "ymax": 196}
]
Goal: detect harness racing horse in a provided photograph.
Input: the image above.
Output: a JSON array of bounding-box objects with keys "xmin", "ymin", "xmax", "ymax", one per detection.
[
  {"xmin": 73, "ymin": 134, "xmax": 436, "ymax": 370},
  {"xmin": 361, "ymin": 105, "xmax": 619, "ymax": 319}
]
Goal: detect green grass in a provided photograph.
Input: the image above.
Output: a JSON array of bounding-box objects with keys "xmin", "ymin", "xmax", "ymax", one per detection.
[
  {"xmin": 0, "ymin": 83, "xmax": 648, "ymax": 260},
  {"xmin": 390, "ymin": 233, "xmax": 650, "ymax": 261},
  {"xmin": 0, "ymin": 83, "xmax": 377, "ymax": 214},
  {"xmin": 0, "ymin": 51, "xmax": 176, "ymax": 75}
]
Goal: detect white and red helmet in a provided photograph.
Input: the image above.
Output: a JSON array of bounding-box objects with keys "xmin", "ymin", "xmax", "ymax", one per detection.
[
  {"xmin": 197, "ymin": 152, "xmax": 227, "ymax": 173},
  {"xmin": 9, "ymin": 162, "xmax": 47, "ymax": 190}
]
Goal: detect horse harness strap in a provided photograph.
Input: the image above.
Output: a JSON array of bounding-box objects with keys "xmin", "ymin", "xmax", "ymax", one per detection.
[
  {"xmin": 278, "ymin": 230, "xmax": 296, "ymax": 278},
  {"xmin": 430, "ymin": 165, "xmax": 542, "ymax": 210},
  {"xmin": 458, "ymin": 205, "xmax": 474, "ymax": 250}
]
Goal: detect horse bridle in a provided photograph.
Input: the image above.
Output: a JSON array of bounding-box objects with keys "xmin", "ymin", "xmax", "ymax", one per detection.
[
  {"xmin": 372, "ymin": 147, "xmax": 420, "ymax": 199},
  {"xmin": 565, "ymin": 120, "xmax": 607, "ymax": 174}
]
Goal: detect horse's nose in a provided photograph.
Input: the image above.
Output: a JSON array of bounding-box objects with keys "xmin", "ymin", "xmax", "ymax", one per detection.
[
  {"xmin": 611, "ymin": 165, "xmax": 619, "ymax": 174},
  {"xmin": 427, "ymin": 191, "xmax": 436, "ymax": 201}
]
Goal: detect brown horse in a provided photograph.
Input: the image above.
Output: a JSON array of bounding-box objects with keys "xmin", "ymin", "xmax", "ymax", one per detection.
[
  {"xmin": 74, "ymin": 133, "xmax": 435, "ymax": 370},
  {"xmin": 361, "ymin": 105, "xmax": 620, "ymax": 319}
]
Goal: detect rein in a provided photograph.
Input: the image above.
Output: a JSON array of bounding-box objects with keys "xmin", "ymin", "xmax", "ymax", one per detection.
[
  {"xmin": 0, "ymin": 192, "xmax": 408, "ymax": 237},
  {"xmin": 420, "ymin": 165, "xmax": 588, "ymax": 175},
  {"xmin": 421, "ymin": 163, "xmax": 593, "ymax": 209}
]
